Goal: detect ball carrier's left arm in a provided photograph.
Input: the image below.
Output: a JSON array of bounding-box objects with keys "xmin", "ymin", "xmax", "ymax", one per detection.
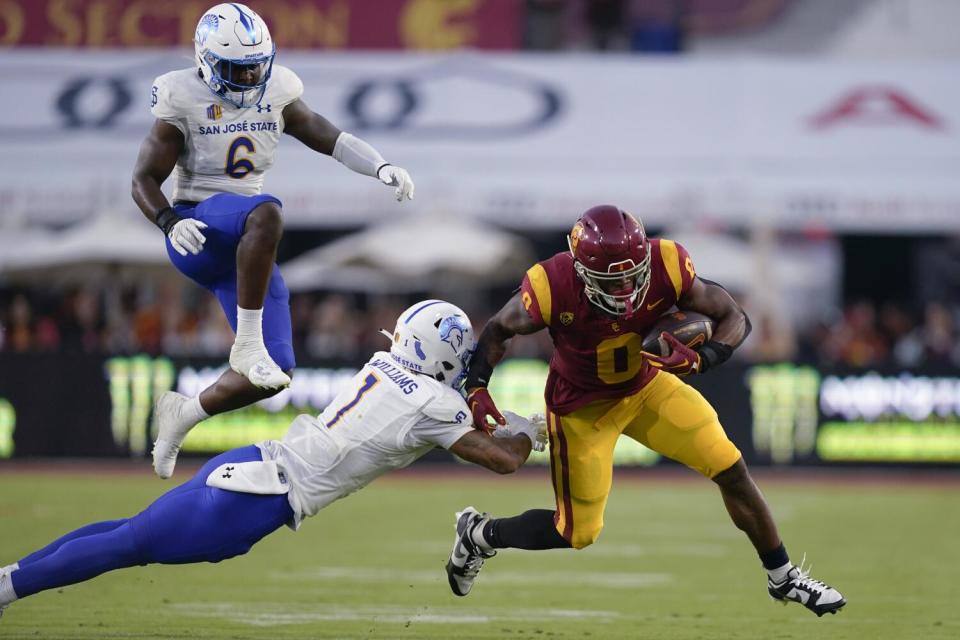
[
  {"xmin": 645, "ymin": 277, "xmax": 752, "ymax": 376},
  {"xmin": 680, "ymin": 277, "xmax": 751, "ymax": 372}
]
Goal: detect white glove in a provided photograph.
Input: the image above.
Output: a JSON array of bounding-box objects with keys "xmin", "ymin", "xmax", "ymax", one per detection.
[
  {"xmin": 495, "ymin": 411, "xmax": 548, "ymax": 452},
  {"xmin": 377, "ymin": 164, "xmax": 415, "ymax": 201},
  {"xmin": 168, "ymin": 218, "xmax": 208, "ymax": 256}
]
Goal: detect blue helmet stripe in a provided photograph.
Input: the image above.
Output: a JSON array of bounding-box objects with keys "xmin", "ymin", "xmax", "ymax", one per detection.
[
  {"xmin": 404, "ymin": 300, "xmax": 443, "ymax": 324},
  {"xmin": 230, "ymin": 3, "xmax": 257, "ymax": 43}
]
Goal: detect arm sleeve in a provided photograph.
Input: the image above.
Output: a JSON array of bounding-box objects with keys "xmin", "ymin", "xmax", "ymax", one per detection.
[
  {"xmin": 520, "ymin": 263, "xmax": 552, "ymax": 327},
  {"xmin": 150, "ymin": 74, "xmax": 186, "ymax": 135},
  {"xmin": 332, "ymin": 132, "xmax": 387, "ymax": 178}
]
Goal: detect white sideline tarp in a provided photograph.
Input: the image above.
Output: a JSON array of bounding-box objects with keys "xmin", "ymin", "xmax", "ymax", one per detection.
[
  {"xmin": 2, "ymin": 51, "xmax": 960, "ymax": 232},
  {"xmin": 280, "ymin": 212, "xmax": 535, "ymax": 293}
]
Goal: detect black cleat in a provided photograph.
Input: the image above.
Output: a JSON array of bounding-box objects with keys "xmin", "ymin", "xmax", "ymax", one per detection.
[{"xmin": 445, "ymin": 506, "xmax": 495, "ymax": 597}]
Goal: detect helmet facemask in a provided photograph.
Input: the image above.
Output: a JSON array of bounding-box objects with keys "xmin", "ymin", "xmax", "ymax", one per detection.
[
  {"xmin": 202, "ymin": 50, "xmax": 274, "ymax": 108},
  {"xmin": 570, "ymin": 236, "xmax": 652, "ymax": 319}
]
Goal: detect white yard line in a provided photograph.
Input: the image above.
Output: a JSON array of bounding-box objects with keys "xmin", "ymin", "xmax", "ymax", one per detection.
[
  {"xmin": 269, "ymin": 566, "xmax": 674, "ymax": 589},
  {"xmin": 173, "ymin": 602, "xmax": 628, "ymax": 626}
]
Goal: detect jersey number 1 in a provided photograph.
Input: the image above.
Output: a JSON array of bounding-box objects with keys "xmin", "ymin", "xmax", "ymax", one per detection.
[
  {"xmin": 326, "ymin": 373, "xmax": 380, "ymax": 428},
  {"xmin": 226, "ymin": 136, "xmax": 256, "ymax": 178}
]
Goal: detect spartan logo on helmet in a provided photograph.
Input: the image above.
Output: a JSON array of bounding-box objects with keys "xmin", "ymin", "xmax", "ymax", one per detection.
[{"xmin": 439, "ymin": 315, "xmax": 467, "ymax": 351}]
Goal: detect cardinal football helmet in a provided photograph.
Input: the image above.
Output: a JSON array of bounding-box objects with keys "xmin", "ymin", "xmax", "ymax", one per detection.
[
  {"xmin": 568, "ymin": 205, "xmax": 652, "ymax": 318},
  {"xmin": 194, "ymin": 3, "xmax": 275, "ymax": 108},
  {"xmin": 381, "ymin": 300, "xmax": 476, "ymax": 389}
]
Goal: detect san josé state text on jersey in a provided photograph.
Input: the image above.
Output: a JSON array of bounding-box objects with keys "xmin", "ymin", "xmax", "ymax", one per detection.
[
  {"xmin": 197, "ymin": 120, "xmax": 279, "ymax": 136},
  {"xmin": 150, "ymin": 65, "xmax": 304, "ymax": 202}
]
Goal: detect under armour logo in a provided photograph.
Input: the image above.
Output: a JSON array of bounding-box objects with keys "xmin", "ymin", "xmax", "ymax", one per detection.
[
  {"xmin": 222, "ymin": 465, "xmax": 235, "ymax": 479},
  {"xmin": 256, "ymin": 103, "xmax": 272, "ymax": 113}
]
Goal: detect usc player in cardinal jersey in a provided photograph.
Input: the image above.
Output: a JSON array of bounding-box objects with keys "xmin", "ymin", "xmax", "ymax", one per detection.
[{"xmin": 444, "ymin": 205, "xmax": 846, "ymax": 617}]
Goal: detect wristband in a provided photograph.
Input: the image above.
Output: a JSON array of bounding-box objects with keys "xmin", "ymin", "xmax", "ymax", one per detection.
[
  {"xmin": 695, "ymin": 340, "xmax": 734, "ymax": 373},
  {"xmin": 465, "ymin": 357, "xmax": 494, "ymax": 391},
  {"xmin": 155, "ymin": 206, "xmax": 181, "ymax": 235}
]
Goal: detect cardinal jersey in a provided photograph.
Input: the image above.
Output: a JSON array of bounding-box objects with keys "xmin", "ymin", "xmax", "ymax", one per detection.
[
  {"xmin": 257, "ymin": 352, "xmax": 473, "ymax": 528},
  {"xmin": 150, "ymin": 66, "xmax": 304, "ymax": 203},
  {"xmin": 521, "ymin": 239, "xmax": 697, "ymax": 414}
]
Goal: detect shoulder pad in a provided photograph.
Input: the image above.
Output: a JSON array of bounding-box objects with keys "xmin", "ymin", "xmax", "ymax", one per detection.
[
  {"xmin": 421, "ymin": 384, "xmax": 471, "ymax": 426},
  {"xmin": 150, "ymin": 71, "xmax": 188, "ymax": 130},
  {"xmin": 269, "ymin": 65, "xmax": 304, "ymax": 107}
]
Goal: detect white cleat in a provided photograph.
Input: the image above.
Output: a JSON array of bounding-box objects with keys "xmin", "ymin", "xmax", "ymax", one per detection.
[
  {"xmin": 151, "ymin": 392, "xmax": 201, "ymax": 480},
  {"xmin": 768, "ymin": 559, "xmax": 846, "ymax": 617},
  {"xmin": 229, "ymin": 345, "xmax": 291, "ymax": 390},
  {"xmin": 0, "ymin": 566, "xmax": 15, "ymax": 618}
]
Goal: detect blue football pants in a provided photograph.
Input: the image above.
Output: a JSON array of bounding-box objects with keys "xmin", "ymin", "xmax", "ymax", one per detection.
[
  {"xmin": 166, "ymin": 193, "xmax": 295, "ymax": 371},
  {"xmin": 9, "ymin": 446, "xmax": 293, "ymax": 599}
]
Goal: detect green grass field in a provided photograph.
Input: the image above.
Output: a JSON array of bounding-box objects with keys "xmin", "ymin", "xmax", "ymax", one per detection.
[{"xmin": 1, "ymin": 465, "xmax": 958, "ymax": 640}]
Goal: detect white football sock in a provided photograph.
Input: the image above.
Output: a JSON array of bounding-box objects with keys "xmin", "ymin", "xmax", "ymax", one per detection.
[
  {"xmin": 469, "ymin": 520, "xmax": 494, "ymax": 553},
  {"xmin": 0, "ymin": 569, "xmax": 18, "ymax": 606},
  {"xmin": 182, "ymin": 396, "xmax": 210, "ymax": 424},
  {"xmin": 235, "ymin": 307, "xmax": 264, "ymax": 348},
  {"xmin": 767, "ymin": 561, "xmax": 792, "ymax": 584},
  {"xmin": 1, "ymin": 563, "xmax": 18, "ymax": 574}
]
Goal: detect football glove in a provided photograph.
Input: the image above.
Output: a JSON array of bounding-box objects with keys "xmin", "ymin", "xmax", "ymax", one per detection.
[
  {"xmin": 642, "ymin": 332, "xmax": 701, "ymax": 376},
  {"xmin": 167, "ymin": 218, "xmax": 208, "ymax": 257},
  {"xmin": 466, "ymin": 387, "xmax": 505, "ymax": 432},
  {"xmin": 495, "ymin": 411, "xmax": 548, "ymax": 452},
  {"xmin": 377, "ymin": 164, "xmax": 415, "ymax": 201}
]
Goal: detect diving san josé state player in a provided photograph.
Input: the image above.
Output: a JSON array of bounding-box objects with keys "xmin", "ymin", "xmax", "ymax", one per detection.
[
  {"xmin": 0, "ymin": 301, "xmax": 547, "ymax": 623},
  {"xmin": 131, "ymin": 3, "xmax": 415, "ymax": 479}
]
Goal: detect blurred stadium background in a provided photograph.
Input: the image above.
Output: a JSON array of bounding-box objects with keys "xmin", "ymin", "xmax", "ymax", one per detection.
[{"xmin": 1, "ymin": 1, "xmax": 959, "ymax": 638}]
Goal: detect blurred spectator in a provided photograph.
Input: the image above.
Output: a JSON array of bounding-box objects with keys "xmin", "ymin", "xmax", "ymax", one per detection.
[
  {"xmin": 3, "ymin": 279, "xmax": 959, "ymax": 371},
  {"xmin": 524, "ymin": 0, "xmax": 567, "ymax": 50},
  {"xmin": 585, "ymin": 0, "xmax": 628, "ymax": 50}
]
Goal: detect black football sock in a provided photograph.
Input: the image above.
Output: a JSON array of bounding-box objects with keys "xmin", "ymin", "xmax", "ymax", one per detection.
[
  {"xmin": 760, "ymin": 542, "xmax": 791, "ymax": 582},
  {"xmin": 482, "ymin": 509, "xmax": 571, "ymax": 550}
]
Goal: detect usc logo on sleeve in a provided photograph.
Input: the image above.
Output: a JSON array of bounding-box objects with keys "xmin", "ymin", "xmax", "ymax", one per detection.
[
  {"xmin": 522, "ymin": 291, "xmax": 533, "ymax": 311},
  {"xmin": 685, "ymin": 256, "xmax": 695, "ymax": 279}
]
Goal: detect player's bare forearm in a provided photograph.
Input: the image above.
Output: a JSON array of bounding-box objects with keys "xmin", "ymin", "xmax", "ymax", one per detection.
[
  {"xmin": 131, "ymin": 120, "xmax": 184, "ymax": 224},
  {"xmin": 282, "ymin": 99, "xmax": 341, "ymax": 155},
  {"xmin": 467, "ymin": 292, "xmax": 543, "ymax": 389},
  {"xmin": 449, "ymin": 430, "xmax": 531, "ymax": 474},
  {"xmin": 678, "ymin": 277, "xmax": 751, "ymax": 348}
]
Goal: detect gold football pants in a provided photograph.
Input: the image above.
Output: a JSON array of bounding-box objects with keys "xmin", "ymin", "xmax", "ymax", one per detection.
[{"xmin": 546, "ymin": 371, "xmax": 742, "ymax": 549}]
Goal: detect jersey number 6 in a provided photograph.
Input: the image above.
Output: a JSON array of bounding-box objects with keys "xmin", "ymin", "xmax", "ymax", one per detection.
[{"xmin": 225, "ymin": 136, "xmax": 256, "ymax": 178}]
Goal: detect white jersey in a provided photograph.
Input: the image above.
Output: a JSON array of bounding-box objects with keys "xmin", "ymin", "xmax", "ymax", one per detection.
[
  {"xmin": 150, "ymin": 65, "xmax": 303, "ymax": 203},
  {"xmin": 258, "ymin": 352, "xmax": 474, "ymax": 528}
]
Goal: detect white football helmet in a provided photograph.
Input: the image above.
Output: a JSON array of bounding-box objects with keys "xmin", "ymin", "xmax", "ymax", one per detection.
[
  {"xmin": 380, "ymin": 300, "xmax": 476, "ymax": 389},
  {"xmin": 194, "ymin": 3, "xmax": 275, "ymax": 108}
]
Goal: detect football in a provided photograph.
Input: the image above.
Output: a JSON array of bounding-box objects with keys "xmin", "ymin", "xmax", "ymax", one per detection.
[{"xmin": 641, "ymin": 310, "xmax": 716, "ymax": 356}]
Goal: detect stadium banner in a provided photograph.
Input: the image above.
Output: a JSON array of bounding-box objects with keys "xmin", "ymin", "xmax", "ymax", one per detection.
[
  {"xmin": 0, "ymin": 0, "xmax": 520, "ymax": 49},
  {"xmin": 2, "ymin": 50, "xmax": 959, "ymax": 232},
  {"xmin": 2, "ymin": 354, "xmax": 959, "ymax": 466}
]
